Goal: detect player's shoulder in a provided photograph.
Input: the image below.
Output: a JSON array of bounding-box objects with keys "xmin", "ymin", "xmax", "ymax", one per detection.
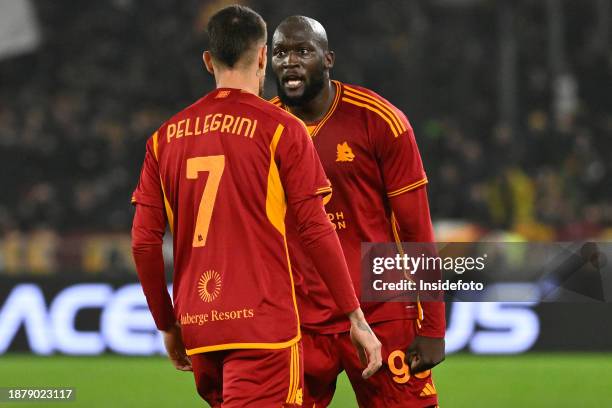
[
  {"xmin": 153, "ymin": 94, "xmax": 209, "ymax": 138},
  {"xmin": 236, "ymin": 93, "xmax": 301, "ymax": 128},
  {"xmin": 339, "ymin": 81, "xmax": 411, "ymax": 137},
  {"xmin": 151, "ymin": 90, "xmax": 305, "ymax": 145},
  {"xmin": 269, "ymin": 95, "xmax": 282, "ymax": 108},
  {"xmin": 243, "ymin": 94, "xmax": 292, "ymax": 121},
  {"xmin": 341, "ymin": 82, "xmax": 399, "ymax": 110},
  {"xmin": 266, "ymin": 96, "xmax": 305, "ymax": 129}
]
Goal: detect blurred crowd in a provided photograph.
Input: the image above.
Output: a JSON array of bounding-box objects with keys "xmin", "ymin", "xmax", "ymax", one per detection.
[{"xmin": 0, "ymin": 0, "xmax": 611, "ymax": 273}]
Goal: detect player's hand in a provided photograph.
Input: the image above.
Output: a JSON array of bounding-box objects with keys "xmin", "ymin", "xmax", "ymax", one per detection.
[
  {"xmin": 162, "ymin": 322, "xmax": 192, "ymax": 371},
  {"xmin": 406, "ymin": 335, "xmax": 445, "ymax": 374},
  {"xmin": 348, "ymin": 308, "xmax": 382, "ymax": 379}
]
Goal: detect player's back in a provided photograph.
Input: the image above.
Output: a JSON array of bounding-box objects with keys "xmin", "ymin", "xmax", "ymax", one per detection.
[{"xmin": 152, "ymin": 88, "xmax": 302, "ymax": 354}]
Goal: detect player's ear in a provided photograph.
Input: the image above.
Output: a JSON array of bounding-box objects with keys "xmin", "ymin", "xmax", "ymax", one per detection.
[
  {"xmin": 324, "ymin": 50, "xmax": 335, "ymax": 70},
  {"xmin": 203, "ymin": 51, "xmax": 215, "ymax": 75},
  {"xmin": 258, "ymin": 44, "xmax": 267, "ymax": 71}
]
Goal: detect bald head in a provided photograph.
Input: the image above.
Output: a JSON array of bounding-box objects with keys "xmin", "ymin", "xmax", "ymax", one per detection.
[
  {"xmin": 271, "ymin": 15, "xmax": 335, "ymax": 108},
  {"xmin": 274, "ymin": 15, "xmax": 328, "ymax": 50}
]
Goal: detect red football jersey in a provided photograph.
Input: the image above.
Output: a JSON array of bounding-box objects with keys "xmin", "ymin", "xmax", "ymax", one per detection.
[
  {"xmin": 272, "ymin": 81, "xmax": 428, "ymax": 333},
  {"xmin": 132, "ymin": 88, "xmax": 331, "ymax": 354}
]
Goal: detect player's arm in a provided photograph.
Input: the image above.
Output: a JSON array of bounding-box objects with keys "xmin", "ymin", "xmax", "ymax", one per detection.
[
  {"xmin": 132, "ymin": 203, "xmax": 174, "ymax": 331},
  {"xmin": 290, "ymin": 196, "xmax": 382, "ymax": 378},
  {"xmin": 374, "ymin": 114, "xmax": 445, "ymax": 372},
  {"xmin": 131, "ymin": 136, "xmax": 191, "ymax": 371},
  {"xmin": 389, "ymin": 187, "xmax": 445, "ymax": 373},
  {"xmin": 389, "ymin": 187, "xmax": 446, "ymax": 339},
  {"xmin": 276, "ymin": 121, "xmax": 382, "ymax": 378}
]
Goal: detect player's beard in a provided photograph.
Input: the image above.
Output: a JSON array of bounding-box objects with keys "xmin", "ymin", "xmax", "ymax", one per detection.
[{"xmin": 276, "ymin": 66, "xmax": 326, "ymax": 107}]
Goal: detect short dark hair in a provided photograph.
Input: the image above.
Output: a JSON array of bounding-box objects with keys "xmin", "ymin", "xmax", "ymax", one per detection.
[{"xmin": 207, "ymin": 5, "xmax": 267, "ymax": 68}]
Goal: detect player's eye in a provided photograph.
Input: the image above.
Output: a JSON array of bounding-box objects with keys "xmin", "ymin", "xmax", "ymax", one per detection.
[
  {"xmin": 299, "ymin": 48, "xmax": 310, "ymax": 55},
  {"xmin": 274, "ymin": 50, "xmax": 286, "ymax": 57}
]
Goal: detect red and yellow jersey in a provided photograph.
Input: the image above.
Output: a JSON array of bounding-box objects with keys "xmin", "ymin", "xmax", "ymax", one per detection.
[
  {"xmin": 132, "ymin": 88, "xmax": 331, "ymax": 354},
  {"xmin": 272, "ymin": 81, "xmax": 428, "ymax": 333}
]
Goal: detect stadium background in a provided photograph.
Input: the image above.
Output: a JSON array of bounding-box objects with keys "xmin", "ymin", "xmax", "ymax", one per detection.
[{"xmin": 1, "ymin": 0, "xmax": 611, "ymax": 406}]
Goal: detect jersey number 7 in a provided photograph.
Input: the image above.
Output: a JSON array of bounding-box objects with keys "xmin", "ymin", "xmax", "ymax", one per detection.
[{"xmin": 186, "ymin": 155, "xmax": 225, "ymax": 247}]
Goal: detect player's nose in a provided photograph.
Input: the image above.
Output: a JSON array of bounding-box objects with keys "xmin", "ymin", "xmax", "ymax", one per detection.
[{"xmin": 283, "ymin": 51, "xmax": 300, "ymax": 67}]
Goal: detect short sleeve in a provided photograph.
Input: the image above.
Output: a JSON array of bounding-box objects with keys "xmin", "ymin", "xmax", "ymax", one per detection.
[
  {"xmin": 131, "ymin": 136, "xmax": 165, "ymax": 209},
  {"xmin": 275, "ymin": 121, "xmax": 331, "ymax": 205},
  {"xmin": 375, "ymin": 122, "xmax": 428, "ymax": 198}
]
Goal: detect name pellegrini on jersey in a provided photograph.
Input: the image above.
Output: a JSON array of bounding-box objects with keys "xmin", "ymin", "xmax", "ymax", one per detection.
[{"xmin": 166, "ymin": 113, "xmax": 257, "ymax": 143}]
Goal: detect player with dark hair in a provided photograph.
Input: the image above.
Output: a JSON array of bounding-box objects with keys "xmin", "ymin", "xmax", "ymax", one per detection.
[
  {"xmin": 270, "ymin": 16, "xmax": 446, "ymax": 408},
  {"xmin": 131, "ymin": 6, "xmax": 381, "ymax": 407}
]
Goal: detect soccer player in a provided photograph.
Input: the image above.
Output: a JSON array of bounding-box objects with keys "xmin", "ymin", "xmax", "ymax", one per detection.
[
  {"xmin": 130, "ymin": 6, "xmax": 381, "ymax": 407},
  {"xmin": 270, "ymin": 16, "xmax": 446, "ymax": 407}
]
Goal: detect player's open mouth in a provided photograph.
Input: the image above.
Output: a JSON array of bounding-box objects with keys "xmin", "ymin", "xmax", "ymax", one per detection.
[{"xmin": 283, "ymin": 77, "xmax": 304, "ymax": 90}]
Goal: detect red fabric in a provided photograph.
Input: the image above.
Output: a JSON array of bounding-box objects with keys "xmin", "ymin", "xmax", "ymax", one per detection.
[
  {"xmin": 289, "ymin": 192, "xmax": 359, "ymax": 314},
  {"xmin": 302, "ymin": 230, "xmax": 359, "ymax": 314},
  {"xmin": 191, "ymin": 342, "xmax": 303, "ymax": 407},
  {"xmin": 283, "ymin": 81, "xmax": 428, "ymax": 333},
  {"xmin": 131, "ymin": 203, "xmax": 175, "ymax": 331},
  {"xmin": 389, "ymin": 187, "xmax": 446, "ymax": 338},
  {"xmin": 302, "ymin": 320, "xmax": 439, "ymax": 408},
  {"xmin": 131, "ymin": 137, "xmax": 164, "ymax": 209},
  {"xmin": 132, "ymin": 88, "xmax": 334, "ymax": 352}
]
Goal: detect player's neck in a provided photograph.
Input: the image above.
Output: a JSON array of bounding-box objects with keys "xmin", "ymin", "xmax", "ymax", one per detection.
[
  {"xmin": 289, "ymin": 80, "xmax": 335, "ymax": 124},
  {"xmin": 214, "ymin": 70, "xmax": 260, "ymax": 96}
]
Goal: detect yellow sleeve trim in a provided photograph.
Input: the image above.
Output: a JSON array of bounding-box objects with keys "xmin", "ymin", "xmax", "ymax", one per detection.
[
  {"xmin": 152, "ymin": 131, "xmax": 159, "ymax": 160},
  {"xmin": 266, "ymin": 124, "xmax": 287, "ymax": 236},
  {"xmin": 269, "ymin": 96, "xmax": 283, "ymax": 107},
  {"xmin": 153, "ymin": 131, "xmax": 174, "ymax": 234},
  {"xmin": 387, "ymin": 177, "xmax": 428, "ymax": 197},
  {"xmin": 186, "ymin": 333, "xmax": 301, "ymax": 356},
  {"xmin": 264, "ymin": 128, "xmax": 302, "ymax": 349},
  {"xmin": 315, "ymin": 186, "xmax": 332, "ymax": 195}
]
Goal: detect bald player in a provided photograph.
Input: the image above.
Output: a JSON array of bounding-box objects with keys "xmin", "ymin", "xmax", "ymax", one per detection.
[{"xmin": 270, "ymin": 16, "xmax": 445, "ymax": 408}]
